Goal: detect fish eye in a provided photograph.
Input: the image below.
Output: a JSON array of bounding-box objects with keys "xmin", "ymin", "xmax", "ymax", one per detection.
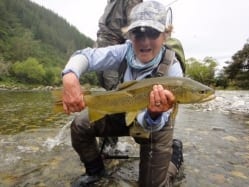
[{"xmin": 199, "ymin": 90, "xmax": 206, "ymax": 94}]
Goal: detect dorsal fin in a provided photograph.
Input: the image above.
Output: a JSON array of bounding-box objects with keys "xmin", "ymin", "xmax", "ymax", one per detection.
[{"xmin": 116, "ymin": 80, "xmax": 138, "ymax": 90}]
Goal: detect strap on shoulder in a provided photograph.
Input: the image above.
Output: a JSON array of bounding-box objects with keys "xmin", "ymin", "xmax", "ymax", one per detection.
[
  {"xmin": 154, "ymin": 49, "xmax": 175, "ymax": 77},
  {"xmin": 118, "ymin": 59, "xmax": 128, "ymax": 83}
]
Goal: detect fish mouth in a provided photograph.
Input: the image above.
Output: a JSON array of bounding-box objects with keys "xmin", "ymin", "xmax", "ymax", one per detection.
[{"xmin": 199, "ymin": 94, "xmax": 216, "ymax": 103}]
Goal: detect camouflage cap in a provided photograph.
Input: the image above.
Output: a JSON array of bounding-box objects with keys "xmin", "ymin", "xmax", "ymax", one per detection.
[{"xmin": 127, "ymin": 1, "xmax": 167, "ymax": 32}]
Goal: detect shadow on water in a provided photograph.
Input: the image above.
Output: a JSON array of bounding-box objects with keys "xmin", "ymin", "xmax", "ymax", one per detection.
[{"xmin": 0, "ymin": 90, "xmax": 248, "ymax": 187}]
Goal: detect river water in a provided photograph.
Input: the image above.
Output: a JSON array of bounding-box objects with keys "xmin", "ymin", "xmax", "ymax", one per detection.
[{"xmin": 0, "ymin": 90, "xmax": 248, "ymax": 187}]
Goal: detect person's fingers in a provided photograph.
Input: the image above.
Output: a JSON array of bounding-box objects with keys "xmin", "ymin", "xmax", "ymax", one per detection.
[
  {"xmin": 63, "ymin": 92, "xmax": 84, "ymax": 114},
  {"xmin": 157, "ymin": 85, "xmax": 167, "ymax": 106},
  {"xmin": 150, "ymin": 85, "xmax": 175, "ymax": 112},
  {"xmin": 149, "ymin": 88, "xmax": 156, "ymax": 106},
  {"xmin": 152, "ymin": 85, "xmax": 161, "ymax": 106},
  {"xmin": 164, "ymin": 89, "xmax": 175, "ymax": 108}
]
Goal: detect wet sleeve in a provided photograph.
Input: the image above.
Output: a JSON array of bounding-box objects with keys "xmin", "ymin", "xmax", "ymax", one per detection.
[{"xmin": 136, "ymin": 109, "xmax": 170, "ymax": 132}]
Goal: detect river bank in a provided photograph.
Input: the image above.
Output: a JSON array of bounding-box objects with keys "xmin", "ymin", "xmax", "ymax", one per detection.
[{"xmin": 0, "ymin": 83, "xmax": 55, "ymax": 91}]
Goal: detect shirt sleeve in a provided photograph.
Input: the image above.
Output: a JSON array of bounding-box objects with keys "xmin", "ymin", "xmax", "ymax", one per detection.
[
  {"xmin": 137, "ymin": 109, "xmax": 171, "ymax": 132},
  {"xmin": 62, "ymin": 42, "xmax": 128, "ymax": 78},
  {"xmin": 61, "ymin": 54, "xmax": 89, "ymax": 78}
]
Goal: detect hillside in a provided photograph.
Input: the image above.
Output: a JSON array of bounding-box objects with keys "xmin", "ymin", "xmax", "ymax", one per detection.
[{"xmin": 0, "ymin": 0, "xmax": 94, "ymax": 86}]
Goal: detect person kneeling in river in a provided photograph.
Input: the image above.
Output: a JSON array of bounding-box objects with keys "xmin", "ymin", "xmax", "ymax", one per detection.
[{"xmin": 62, "ymin": 1, "xmax": 183, "ymax": 186}]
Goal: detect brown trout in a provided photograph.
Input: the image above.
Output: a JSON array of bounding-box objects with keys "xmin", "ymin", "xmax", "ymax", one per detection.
[{"xmin": 54, "ymin": 76, "xmax": 215, "ymax": 124}]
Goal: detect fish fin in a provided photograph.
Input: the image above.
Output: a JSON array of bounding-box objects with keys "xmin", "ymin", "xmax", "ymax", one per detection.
[
  {"xmin": 53, "ymin": 104, "xmax": 65, "ymax": 113},
  {"xmin": 116, "ymin": 80, "xmax": 138, "ymax": 90},
  {"xmin": 125, "ymin": 111, "xmax": 138, "ymax": 126},
  {"xmin": 51, "ymin": 90, "xmax": 65, "ymax": 113},
  {"xmin": 169, "ymin": 103, "xmax": 178, "ymax": 126},
  {"xmin": 51, "ymin": 89, "xmax": 63, "ymax": 103},
  {"xmin": 88, "ymin": 108, "xmax": 106, "ymax": 123}
]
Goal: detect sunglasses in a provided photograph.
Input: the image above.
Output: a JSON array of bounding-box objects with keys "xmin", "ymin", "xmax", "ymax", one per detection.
[{"xmin": 131, "ymin": 27, "xmax": 161, "ymax": 40}]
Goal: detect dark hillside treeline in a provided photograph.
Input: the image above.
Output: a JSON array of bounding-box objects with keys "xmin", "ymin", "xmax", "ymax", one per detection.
[{"xmin": 0, "ymin": 0, "xmax": 94, "ymax": 85}]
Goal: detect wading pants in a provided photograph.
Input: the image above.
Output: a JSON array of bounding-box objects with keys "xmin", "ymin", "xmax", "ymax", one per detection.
[{"xmin": 71, "ymin": 109, "xmax": 176, "ymax": 187}]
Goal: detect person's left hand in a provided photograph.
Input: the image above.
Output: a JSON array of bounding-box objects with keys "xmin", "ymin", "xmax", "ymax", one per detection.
[{"xmin": 148, "ymin": 84, "xmax": 175, "ymax": 119}]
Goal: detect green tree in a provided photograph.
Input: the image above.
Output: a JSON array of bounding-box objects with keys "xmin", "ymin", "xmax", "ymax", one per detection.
[
  {"xmin": 7, "ymin": 30, "xmax": 40, "ymax": 61},
  {"xmin": 80, "ymin": 72, "xmax": 99, "ymax": 86},
  {"xmin": 44, "ymin": 66, "xmax": 61, "ymax": 85},
  {"xmin": 214, "ymin": 70, "xmax": 229, "ymax": 89},
  {"xmin": 224, "ymin": 42, "xmax": 249, "ymax": 89},
  {"xmin": 0, "ymin": 55, "xmax": 11, "ymax": 80},
  {"xmin": 186, "ymin": 57, "xmax": 217, "ymax": 85},
  {"xmin": 11, "ymin": 57, "xmax": 45, "ymax": 84}
]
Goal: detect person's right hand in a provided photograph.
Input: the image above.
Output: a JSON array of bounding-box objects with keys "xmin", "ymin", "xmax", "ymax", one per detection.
[
  {"xmin": 147, "ymin": 84, "xmax": 175, "ymax": 119},
  {"xmin": 62, "ymin": 72, "xmax": 85, "ymax": 114}
]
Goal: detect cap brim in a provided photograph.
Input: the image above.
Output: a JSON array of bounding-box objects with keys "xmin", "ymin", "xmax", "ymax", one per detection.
[{"xmin": 125, "ymin": 20, "xmax": 165, "ymax": 33}]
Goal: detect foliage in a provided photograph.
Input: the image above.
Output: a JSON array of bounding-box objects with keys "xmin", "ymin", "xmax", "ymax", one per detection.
[
  {"xmin": 11, "ymin": 57, "xmax": 45, "ymax": 84},
  {"xmin": 0, "ymin": 0, "xmax": 94, "ymax": 86},
  {"xmin": 0, "ymin": 55, "xmax": 11, "ymax": 80},
  {"xmin": 214, "ymin": 69, "xmax": 229, "ymax": 89},
  {"xmin": 222, "ymin": 42, "xmax": 249, "ymax": 89},
  {"xmin": 80, "ymin": 72, "xmax": 100, "ymax": 86},
  {"xmin": 43, "ymin": 66, "xmax": 62, "ymax": 85},
  {"xmin": 185, "ymin": 57, "xmax": 217, "ymax": 85}
]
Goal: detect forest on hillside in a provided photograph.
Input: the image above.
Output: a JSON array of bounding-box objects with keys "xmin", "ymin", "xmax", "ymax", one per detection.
[{"xmin": 0, "ymin": 0, "xmax": 94, "ymax": 86}]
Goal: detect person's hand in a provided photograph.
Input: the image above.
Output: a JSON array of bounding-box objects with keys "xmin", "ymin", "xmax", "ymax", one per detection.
[
  {"xmin": 62, "ymin": 72, "xmax": 85, "ymax": 114},
  {"xmin": 148, "ymin": 84, "xmax": 175, "ymax": 119}
]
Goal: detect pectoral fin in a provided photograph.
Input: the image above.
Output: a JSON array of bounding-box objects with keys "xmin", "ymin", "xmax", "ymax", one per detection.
[
  {"xmin": 125, "ymin": 111, "xmax": 139, "ymax": 126},
  {"xmin": 169, "ymin": 103, "xmax": 178, "ymax": 126}
]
